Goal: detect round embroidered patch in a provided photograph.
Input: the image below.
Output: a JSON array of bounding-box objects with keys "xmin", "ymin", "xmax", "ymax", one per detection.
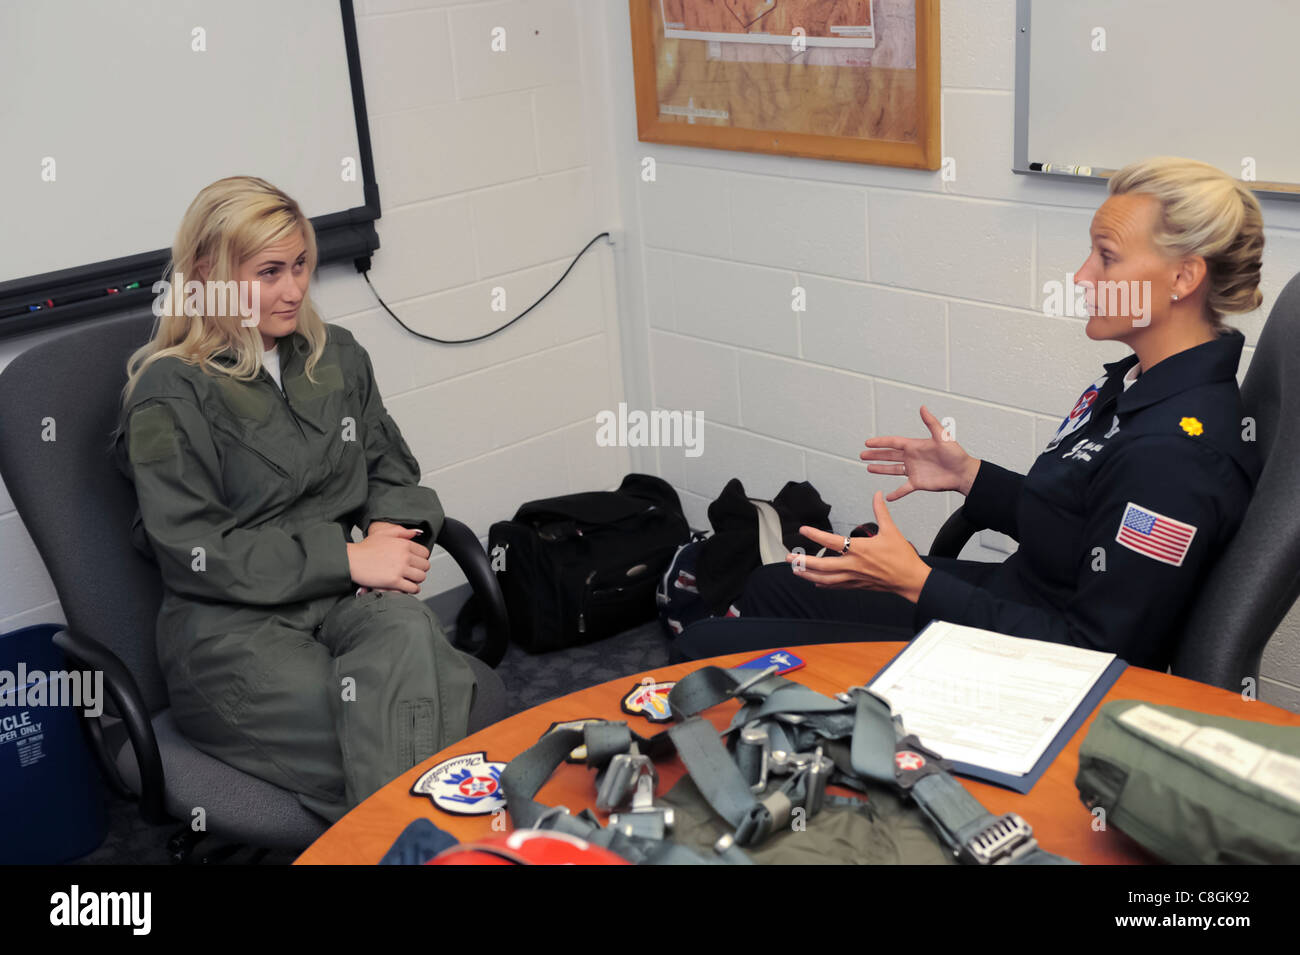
[{"xmin": 411, "ymin": 751, "xmax": 507, "ymax": 815}]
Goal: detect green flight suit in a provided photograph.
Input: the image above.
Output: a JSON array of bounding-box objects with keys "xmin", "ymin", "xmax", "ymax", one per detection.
[{"xmin": 114, "ymin": 323, "xmax": 477, "ymax": 823}]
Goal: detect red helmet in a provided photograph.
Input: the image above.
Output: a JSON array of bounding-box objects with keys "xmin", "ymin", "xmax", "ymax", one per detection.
[{"xmin": 427, "ymin": 830, "xmax": 630, "ymax": 866}]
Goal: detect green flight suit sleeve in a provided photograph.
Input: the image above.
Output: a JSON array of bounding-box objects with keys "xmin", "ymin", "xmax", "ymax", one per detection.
[
  {"xmin": 122, "ymin": 395, "xmax": 354, "ymax": 605},
  {"xmin": 353, "ymin": 344, "xmax": 445, "ymax": 548}
]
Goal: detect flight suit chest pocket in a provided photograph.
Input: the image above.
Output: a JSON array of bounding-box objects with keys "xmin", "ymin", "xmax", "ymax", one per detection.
[
  {"xmin": 285, "ymin": 364, "xmax": 358, "ymax": 480},
  {"xmin": 210, "ymin": 414, "xmax": 297, "ymax": 517}
]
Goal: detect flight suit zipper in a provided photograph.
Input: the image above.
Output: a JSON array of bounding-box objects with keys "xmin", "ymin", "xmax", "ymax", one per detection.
[{"xmin": 262, "ymin": 369, "xmax": 307, "ymax": 442}]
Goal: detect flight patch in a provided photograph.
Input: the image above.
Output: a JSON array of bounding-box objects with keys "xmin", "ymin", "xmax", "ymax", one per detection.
[
  {"xmin": 621, "ymin": 681, "xmax": 676, "ymax": 723},
  {"xmin": 285, "ymin": 362, "xmax": 345, "ymax": 403},
  {"xmin": 410, "ymin": 751, "xmax": 507, "ymax": 815},
  {"xmin": 127, "ymin": 403, "xmax": 179, "ymax": 464},
  {"xmin": 737, "ymin": 650, "xmax": 806, "ymax": 675},
  {"xmin": 1115, "ymin": 502, "xmax": 1198, "ymax": 567},
  {"xmin": 214, "ymin": 377, "xmax": 272, "ymax": 421}
]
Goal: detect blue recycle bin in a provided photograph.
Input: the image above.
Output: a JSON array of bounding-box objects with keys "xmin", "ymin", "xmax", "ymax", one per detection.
[{"xmin": 0, "ymin": 623, "xmax": 108, "ymax": 863}]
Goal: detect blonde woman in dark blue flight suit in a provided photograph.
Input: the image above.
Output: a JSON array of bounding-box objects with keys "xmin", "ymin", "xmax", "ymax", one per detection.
[
  {"xmin": 697, "ymin": 157, "xmax": 1264, "ymax": 673},
  {"xmin": 114, "ymin": 177, "xmax": 476, "ymax": 823}
]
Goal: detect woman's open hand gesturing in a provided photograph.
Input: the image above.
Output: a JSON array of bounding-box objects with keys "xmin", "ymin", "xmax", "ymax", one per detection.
[{"xmin": 861, "ymin": 405, "xmax": 981, "ymax": 501}]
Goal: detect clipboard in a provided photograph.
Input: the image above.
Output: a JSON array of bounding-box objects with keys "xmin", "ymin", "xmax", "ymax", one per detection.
[{"xmin": 868, "ymin": 627, "xmax": 1128, "ymax": 794}]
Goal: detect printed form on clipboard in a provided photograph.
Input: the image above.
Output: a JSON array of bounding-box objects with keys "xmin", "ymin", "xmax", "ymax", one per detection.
[{"xmin": 868, "ymin": 620, "xmax": 1126, "ymax": 787}]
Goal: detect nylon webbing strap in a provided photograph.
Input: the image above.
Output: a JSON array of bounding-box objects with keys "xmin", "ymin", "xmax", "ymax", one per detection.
[
  {"xmin": 668, "ymin": 717, "xmax": 779, "ymax": 845},
  {"xmin": 850, "ymin": 692, "xmax": 899, "ymax": 785},
  {"xmin": 583, "ymin": 721, "xmax": 634, "ymax": 767},
  {"xmin": 498, "ymin": 728, "xmax": 600, "ymax": 838},
  {"xmin": 912, "ymin": 771, "xmax": 995, "ymax": 852},
  {"xmin": 910, "ymin": 773, "xmax": 1076, "ymax": 865},
  {"xmin": 668, "ymin": 665, "xmax": 763, "ymax": 716},
  {"xmin": 667, "ymin": 668, "xmax": 1080, "ymax": 866}
]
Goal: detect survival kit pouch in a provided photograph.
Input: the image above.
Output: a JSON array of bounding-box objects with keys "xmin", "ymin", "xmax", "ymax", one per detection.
[
  {"xmin": 482, "ymin": 473, "xmax": 690, "ymax": 653},
  {"xmin": 1076, "ymin": 699, "xmax": 1300, "ymax": 864},
  {"xmin": 500, "ymin": 664, "xmax": 1076, "ymax": 865}
]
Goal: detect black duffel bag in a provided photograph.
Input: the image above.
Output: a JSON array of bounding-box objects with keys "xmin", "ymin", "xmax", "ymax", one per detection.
[{"xmin": 486, "ymin": 474, "xmax": 690, "ymax": 653}]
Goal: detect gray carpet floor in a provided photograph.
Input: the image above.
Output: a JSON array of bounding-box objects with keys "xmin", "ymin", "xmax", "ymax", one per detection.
[{"xmin": 67, "ymin": 620, "xmax": 672, "ymax": 865}]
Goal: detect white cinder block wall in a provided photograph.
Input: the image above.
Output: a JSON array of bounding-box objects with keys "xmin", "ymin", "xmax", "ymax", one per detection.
[
  {"xmin": 600, "ymin": 0, "xmax": 1300, "ymax": 711},
  {"xmin": 338, "ymin": 0, "xmax": 630, "ymax": 601}
]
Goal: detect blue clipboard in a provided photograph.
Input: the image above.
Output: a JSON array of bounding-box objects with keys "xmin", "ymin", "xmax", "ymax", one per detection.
[{"xmin": 867, "ymin": 627, "xmax": 1128, "ymax": 794}]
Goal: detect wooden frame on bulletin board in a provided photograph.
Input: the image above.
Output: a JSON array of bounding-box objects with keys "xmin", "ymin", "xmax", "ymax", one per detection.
[{"xmin": 629, "ymin": 0, "xmax": 940, "ymax": 169}]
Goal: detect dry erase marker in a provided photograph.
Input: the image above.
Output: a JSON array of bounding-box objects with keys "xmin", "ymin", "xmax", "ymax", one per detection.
[{"xmin": 1030, "ymin": 162, "xmax": 1116, "ymax": 176}]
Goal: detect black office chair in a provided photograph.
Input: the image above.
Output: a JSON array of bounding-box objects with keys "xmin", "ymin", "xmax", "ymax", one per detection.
[
  {"xmin": 929, "ymin": 271, "xmax": 1300, "ymax": 692},
  {"xmin": 0, "ymin": 309, "xmax": 510, "ymax": 860}
]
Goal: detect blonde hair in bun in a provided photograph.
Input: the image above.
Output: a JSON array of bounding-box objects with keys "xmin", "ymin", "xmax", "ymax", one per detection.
[{"xmin": 1108, "ymin": 156, "xmax": 1265, "ymax": 325}]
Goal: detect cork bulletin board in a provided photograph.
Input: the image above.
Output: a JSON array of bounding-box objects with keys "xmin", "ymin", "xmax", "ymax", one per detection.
[{"xmin": 629, "ymin": 0, "xmax": 940, "ymax": 169}]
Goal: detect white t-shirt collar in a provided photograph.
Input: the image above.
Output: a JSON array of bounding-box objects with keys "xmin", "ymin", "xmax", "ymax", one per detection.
[{"xmin": 261, "ymin": 343, "xmax": 284, "ymax": 391}]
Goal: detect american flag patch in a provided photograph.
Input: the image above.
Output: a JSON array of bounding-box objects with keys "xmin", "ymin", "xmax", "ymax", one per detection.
[{"xmin": 1115, "ymin": 502, "xmax": 1197, "ymax": 567}]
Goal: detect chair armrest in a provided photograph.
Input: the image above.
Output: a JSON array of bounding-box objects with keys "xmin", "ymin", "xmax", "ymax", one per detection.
[
  {"xmin": 435, "ymin": 517, "xmax": 509, "ymax": 667},
  {"xmin": 51, "ymin": 627, "xmax": 168, "ymax": 825},
  {"xmin": 927, "ymin": 509, "xmax": 983, "ymax": 560}
]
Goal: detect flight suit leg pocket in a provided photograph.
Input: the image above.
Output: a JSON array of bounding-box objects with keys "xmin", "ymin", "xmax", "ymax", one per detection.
[{"xmin": 396, "ymin": 698, "xmax": 439, "ymax": 771}]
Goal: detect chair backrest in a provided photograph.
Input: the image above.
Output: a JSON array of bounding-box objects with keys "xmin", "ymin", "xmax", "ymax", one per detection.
[
  {"xmin": 0, "ymin": 309, "xmax": 169, "ymax": 710},
  {"xmin": 1172, "ymin": 271, "xmax": 1300, "ymax": 690}
]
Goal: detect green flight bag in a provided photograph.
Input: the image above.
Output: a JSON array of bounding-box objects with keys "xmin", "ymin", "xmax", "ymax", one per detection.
[{"xmin": 1076, "ymin": 699, "xmax": 1300, "ymax": 864}]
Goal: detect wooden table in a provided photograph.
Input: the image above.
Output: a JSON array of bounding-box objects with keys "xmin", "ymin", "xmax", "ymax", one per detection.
[{"xmin": 295, "ymin": 642, "xmax": 1300, "ymax": 865}]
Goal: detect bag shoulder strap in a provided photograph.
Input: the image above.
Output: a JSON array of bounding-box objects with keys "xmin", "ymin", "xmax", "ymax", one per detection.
[{"xmin": 751, "ymin": 499, "xmax": 786, "ymax": 566}]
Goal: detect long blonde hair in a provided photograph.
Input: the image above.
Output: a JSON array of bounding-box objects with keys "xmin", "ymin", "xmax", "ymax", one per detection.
[
  {"xmin": 1107, "ymin": 157, "xmax": 1265, "ymax": 326},
  {"xmin": 120, "ymin": 176, "xmax": 329, "ymax": 407}
]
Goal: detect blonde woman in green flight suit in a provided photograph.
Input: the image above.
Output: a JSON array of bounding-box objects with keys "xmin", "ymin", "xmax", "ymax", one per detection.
[{"xmin": 114, "ymin": 176, "xmax": 477, "ymax": 823}]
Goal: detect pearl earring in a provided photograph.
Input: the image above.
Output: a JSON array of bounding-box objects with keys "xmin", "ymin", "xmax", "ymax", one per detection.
[{"xmin": 1171, "ymin": 294, "xmax": 1179, "ymax": 301}]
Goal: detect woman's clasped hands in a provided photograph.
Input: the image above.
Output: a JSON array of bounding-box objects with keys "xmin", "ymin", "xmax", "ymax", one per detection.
[{"xmin": 348, "ymin": 520, "xmax": 430, "ymax": 595}]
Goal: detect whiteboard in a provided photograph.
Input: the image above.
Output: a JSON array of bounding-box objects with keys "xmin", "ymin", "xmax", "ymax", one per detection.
[
  {"xmin": 0, "ymin": 0, "xmax": 368, "ymax": 287},
  {"xmin": 1015, "ymin": 0, "xmax": 1300, "ymax": 199}
]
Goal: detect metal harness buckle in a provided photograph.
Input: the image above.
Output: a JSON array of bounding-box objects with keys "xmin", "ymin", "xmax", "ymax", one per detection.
[
  {"xmin": 738, "ymin": 722, "xmax": 833, "ymax": 818},
  {"xmin": 598, "ymin": 748, "xmax": 675, "ymax": 840},
  {"xmin": 962, "ymin": 813, "xmax": 1039, "ymax": 865}
]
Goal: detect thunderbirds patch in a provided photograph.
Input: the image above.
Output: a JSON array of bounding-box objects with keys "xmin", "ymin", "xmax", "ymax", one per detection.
[
  {"xmin": 1044, "ymin": 373, "xmax": 1107, "ymax": 452},
  {"xmin": 411, "ymin": 751, "xmax": 507, "ymax": 815}
]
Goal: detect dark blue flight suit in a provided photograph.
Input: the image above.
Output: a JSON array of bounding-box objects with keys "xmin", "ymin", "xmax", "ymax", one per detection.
[{"xmin": 680, "ymin": 329, "xmax": 1260, "ymax": 672}]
